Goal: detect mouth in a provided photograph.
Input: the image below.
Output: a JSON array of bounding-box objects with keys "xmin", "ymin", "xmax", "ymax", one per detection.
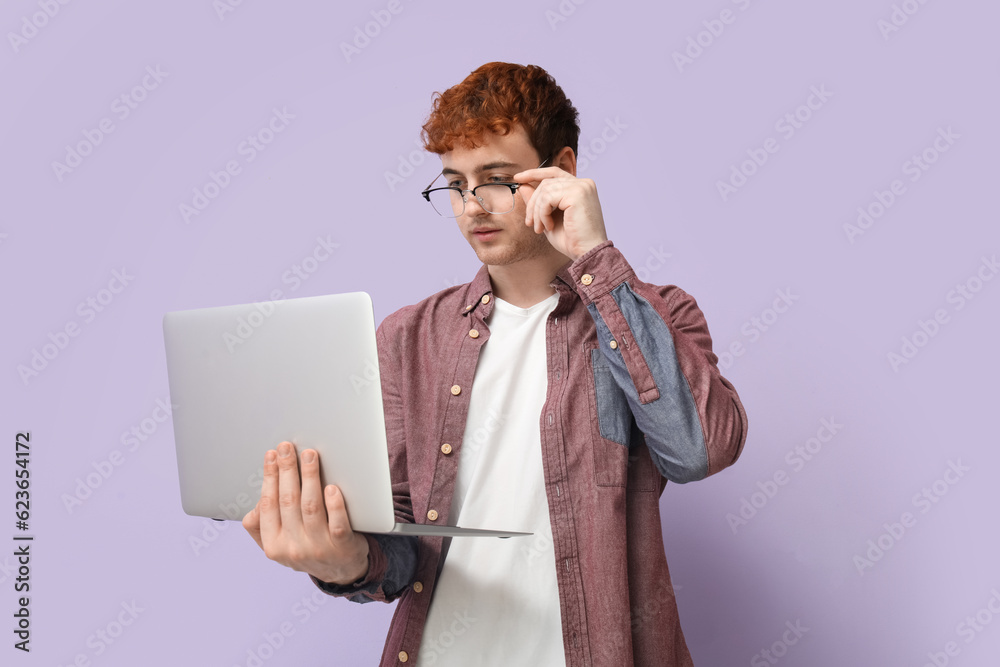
[{"xmin": 471, "ymin": 228, "xmax": 501, "ymax": 240}]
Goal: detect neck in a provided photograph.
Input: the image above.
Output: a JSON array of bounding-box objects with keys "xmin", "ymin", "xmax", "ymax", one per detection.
[{"xmin": 486, "ymin": 247, "xmax": 571, "ymax": 308}]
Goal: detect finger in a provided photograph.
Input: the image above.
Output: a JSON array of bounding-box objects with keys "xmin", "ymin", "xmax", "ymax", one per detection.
[
  {"xmin": 517, "ymin": 182, "xmax": 535, "ymax": 208},
  {"xmin": 526, "ymin": 183, "xmax": 546, "ymax": 233},
  {"xmin": 299, "ymin": 449, "xmax": 329, "ymax": 538},
  {"xmin": 324, "ymin": 484, "xmax": 356, "ymax": 544},
  {"xmin": 538, "ymin": 181, "xmax": 570, "ymax": 232},
  {"xmin": 276, "ymin": 441, "xmax": 305, "ymax": 534},
  {"xmin": 257, "ymin": 449, "xmax": 281, "ymax": 541},
  {"xmin": 546, "ymin": 192, "xmax": 566, "ymax": 232},
  {"xmin": 519, "ymin": 183, "xmax": 536, "ymax": 230},
  {"xmin": 512, "ymin": 166, "xmax": 561, "ymax": 183},
  {"xmin": 242, "ymin": 503, "xmax": 263, "ymax": 550},
  {"xmin": 536, "ymin": 190, "xmax": 550, "ymax": 232},
  {"xmin": 532, "ymin": 187, "xmax": 551, "ymax": 234}
]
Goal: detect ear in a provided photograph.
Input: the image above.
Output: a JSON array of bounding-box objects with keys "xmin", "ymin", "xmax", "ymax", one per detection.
[{"xmin": 553, "ymin": 146, "xmax": 577, "ymax": 177}]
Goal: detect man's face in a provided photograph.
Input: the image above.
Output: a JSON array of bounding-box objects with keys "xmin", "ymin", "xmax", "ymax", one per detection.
[{"xmin": 439, "ymin": 124, "xmax": 552, "ymax": 267}]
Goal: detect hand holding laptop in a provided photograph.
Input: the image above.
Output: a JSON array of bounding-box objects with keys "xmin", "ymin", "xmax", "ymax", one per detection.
[{"xmin": 243, "ymin": 441, "xmax": 370, "ymax": 586}]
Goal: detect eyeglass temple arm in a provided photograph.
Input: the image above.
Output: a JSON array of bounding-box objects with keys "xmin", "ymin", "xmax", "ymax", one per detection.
[{"xmin": 422, "ymin": 171, "xmax": 443, "ymax": 193}]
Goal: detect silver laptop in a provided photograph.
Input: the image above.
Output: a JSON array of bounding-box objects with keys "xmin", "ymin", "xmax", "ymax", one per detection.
[{"xmin": 162, "ymin": 292, "xmax": 529, "ymax": 538}]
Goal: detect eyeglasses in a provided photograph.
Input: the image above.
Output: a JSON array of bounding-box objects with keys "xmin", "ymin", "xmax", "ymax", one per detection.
[{"xmin": 421, "ymin": 158, "xmax": 550, "ymax": 218}]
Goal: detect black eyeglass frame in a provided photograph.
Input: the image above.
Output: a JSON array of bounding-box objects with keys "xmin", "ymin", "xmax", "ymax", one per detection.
[{"xmin": 420, "ymin": 157, "xmax": 551, "ymax": 218}]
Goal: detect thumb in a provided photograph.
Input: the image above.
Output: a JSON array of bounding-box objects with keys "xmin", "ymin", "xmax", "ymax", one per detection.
[{"xmin": 242, "ymin": 504, "xmax": 263, "ymax": 549}]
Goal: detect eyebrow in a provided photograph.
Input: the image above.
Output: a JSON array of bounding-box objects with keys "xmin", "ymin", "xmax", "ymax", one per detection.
[{"xmin": 441, "ymin": 161, "xmax": 520, "ymax": 177}]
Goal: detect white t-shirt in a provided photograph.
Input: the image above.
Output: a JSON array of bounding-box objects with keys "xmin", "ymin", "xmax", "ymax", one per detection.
[{"xmin": 416, "ymin": 292, "xmax": 566, "ymax": 667}]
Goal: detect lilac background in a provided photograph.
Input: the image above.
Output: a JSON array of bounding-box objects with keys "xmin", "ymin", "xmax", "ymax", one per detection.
[{"xmin": 3, "ymin": 1, "xmax": 999, "ymax": 665}]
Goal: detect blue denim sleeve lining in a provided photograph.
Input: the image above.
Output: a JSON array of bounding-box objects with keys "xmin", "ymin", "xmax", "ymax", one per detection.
[
  {"xmin": 586, "ymin": 282, "xmax": 709, "ymax": 483},
  {"xmin": 313, "ymin": 533, "xmax": 418, "ymax": 604},
  {"xmin": 590, "ymin": 348, "xmax": 631, "ymax": 447}
]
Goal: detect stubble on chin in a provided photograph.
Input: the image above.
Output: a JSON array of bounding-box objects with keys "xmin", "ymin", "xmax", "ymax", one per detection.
[{"xmin": 470, "ymin": 229, "xmax": 551, "ymax": 266}]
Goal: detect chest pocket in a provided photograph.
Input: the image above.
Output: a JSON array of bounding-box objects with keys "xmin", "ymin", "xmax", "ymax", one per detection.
[{"xmin": 587, "ymin": 347, "xmax": 659, "ymax": 491}]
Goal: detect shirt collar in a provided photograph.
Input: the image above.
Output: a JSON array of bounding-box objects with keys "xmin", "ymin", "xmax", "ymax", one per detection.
[
  {"xmin": 460, "ymin": 263, "xmax": 495, "ymax": 318},
  {"xmin": 459, "ymin": 260, "xmax": 576, "ymax": 318},
  {"xmin": 551, "ymin": 261, "xmax": 575, "ymax": 290}
]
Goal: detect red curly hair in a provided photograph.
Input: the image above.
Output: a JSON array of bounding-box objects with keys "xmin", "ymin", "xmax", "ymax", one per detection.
[{"xmin": 421, "ymin": 62, "xmax": 580, "ymax": 164}]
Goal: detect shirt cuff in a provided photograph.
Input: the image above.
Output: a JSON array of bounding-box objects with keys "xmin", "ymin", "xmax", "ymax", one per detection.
[
  {"xmin": 310, "ymin": 533, "xmax": 387, "ymax": 596},
  {"xmin": 565, "ymin": 239, "xmax": 637, "ymax": 306}
]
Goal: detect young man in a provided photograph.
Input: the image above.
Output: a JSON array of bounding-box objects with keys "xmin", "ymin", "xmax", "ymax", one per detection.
[{"xmin": 243, "ymin": 62, "xmax": 748, "ymax": 666}]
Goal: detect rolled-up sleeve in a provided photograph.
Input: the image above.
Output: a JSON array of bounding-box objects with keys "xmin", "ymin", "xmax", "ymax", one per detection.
[
  {"xmin": 567, "ymin": 239, "xmax": 748, "ymax": 483},
  {"xmin": 310, "ymin": 532, "xmax": 417, "ymax": 603}
]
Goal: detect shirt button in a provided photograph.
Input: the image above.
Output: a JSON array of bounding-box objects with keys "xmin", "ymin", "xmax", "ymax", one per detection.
[
  {"xmin": 427, "ymin": 509, "xmax": 439, "ymax": 521},
  {"xmin": 450, "ymin": 384, "xmax": 461, "ymax": 395},
  {"xmin": 469, "ymin": 329, "xmax": 479, "ymax": 338},
  {"xmin": 609, "ymin": 339, "xmax": 618, "ymax": 349},
  {"xmin": 413, "ymin": 581, "xmax": 423, "ymax": 593},
  {"xmin": 581, "ymin": 273, "xmax": 593, "ymax": 285},
  {"xmin": 481, "ymin": 294, "xmax": 491, "ymax": 304},
  {"xmin": 441, "ymin": 443, "xmax": 453, "ymax": 455},
  {"xmin": 398, "ymin": 651, "xmax": 409, "ymax": 662},
  {"xmin": 465, "ymin": 304, "xmax": 473, "ymax": 311}
]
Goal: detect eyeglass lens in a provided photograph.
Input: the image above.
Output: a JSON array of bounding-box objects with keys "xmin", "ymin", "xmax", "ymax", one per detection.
[{"xmin": 428, "ymin": 184, "xmax": 515, "ymax": 217}]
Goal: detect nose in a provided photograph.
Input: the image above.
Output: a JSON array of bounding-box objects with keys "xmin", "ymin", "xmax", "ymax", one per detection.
[{"xmin": 461, "ymin": 189, "xmax": 489, "ymax": 218}]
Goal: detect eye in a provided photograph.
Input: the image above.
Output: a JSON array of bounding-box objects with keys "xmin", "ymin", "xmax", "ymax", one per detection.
[
  {"xmin": 447, "ymin": 179, "xmax": 465, "ymax": 188},
  {"xmin": 488, "ymin": 175, "xmax": 512, "ymax": 183}
]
